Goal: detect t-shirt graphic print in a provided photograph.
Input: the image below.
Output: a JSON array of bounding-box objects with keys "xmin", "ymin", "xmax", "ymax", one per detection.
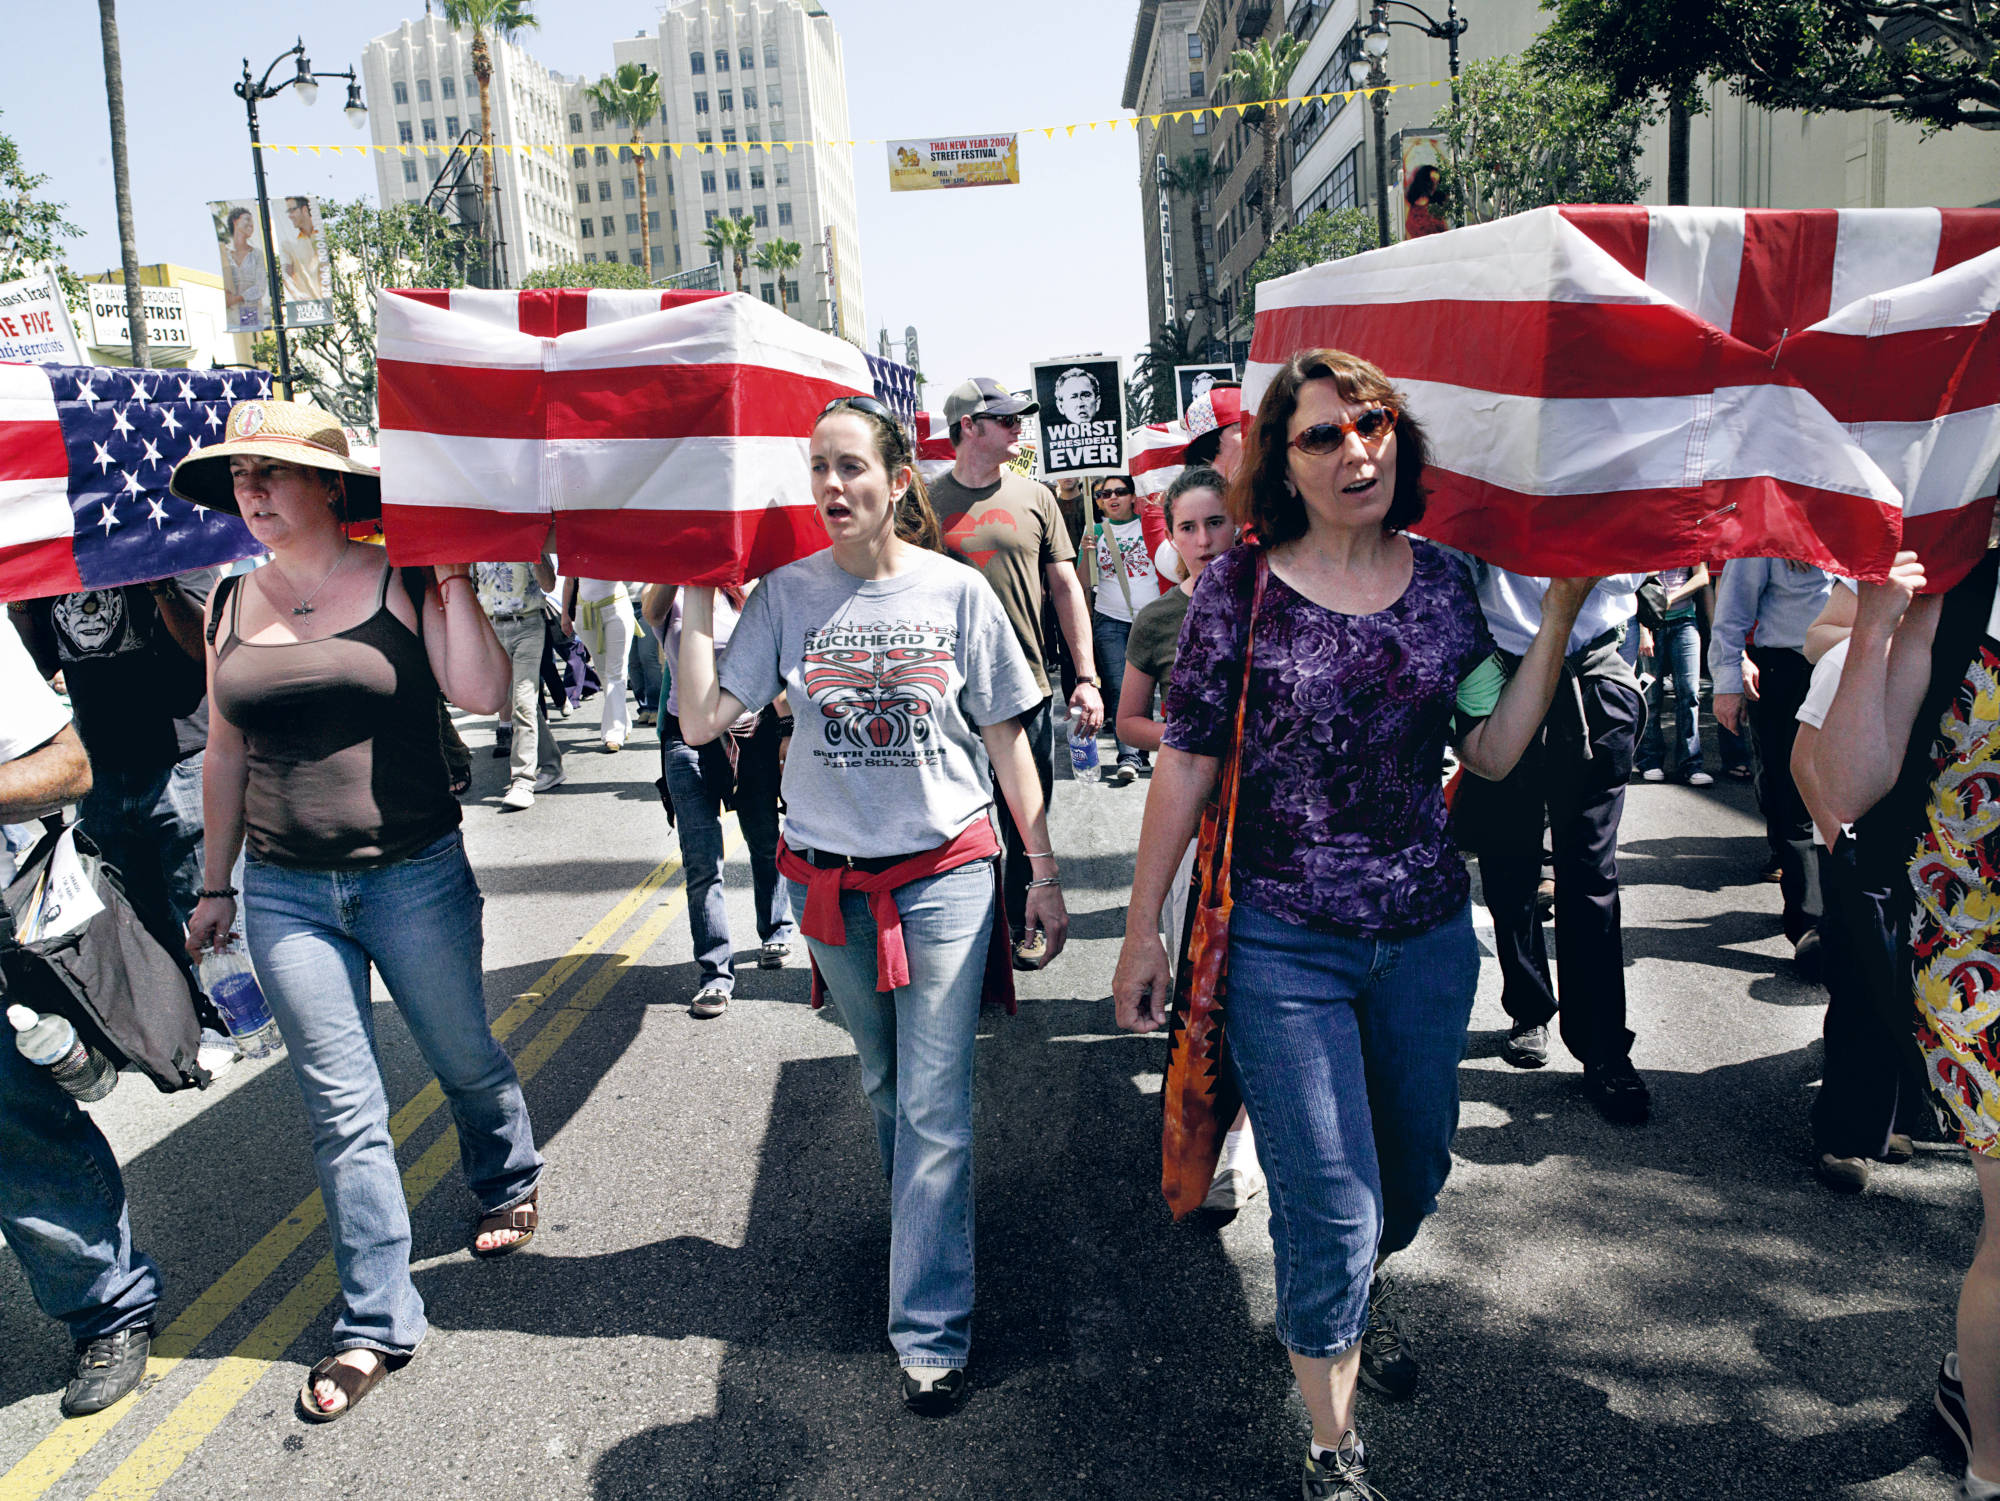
[{"xmin": 801, "ymin": 619, "xmax": 957, "ymax": 767}]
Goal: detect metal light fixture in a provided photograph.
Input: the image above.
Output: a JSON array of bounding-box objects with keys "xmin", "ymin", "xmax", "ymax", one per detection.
[
  {"xmin": 293, "ymin": 53, "xmax": 318, "ymax": 107},
  {"xmin": 345, "ymin": 79, "xmax": 368, "ymax": 127},
  {"xmin": 1364, "ymin": 6, "xmax": 1392, "ymax": 56},
  {"xmin": 1348, "ymin": 56, "xmax": 1372, "ymax": 88}
]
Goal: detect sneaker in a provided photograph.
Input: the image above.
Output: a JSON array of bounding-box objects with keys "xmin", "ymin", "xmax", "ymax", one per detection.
[
  {"xmin": 1881, "ymin": 1133, "xmax": 1915, "ymax": 1165},
  {"xmin": 1582, "ymin": 1057, "xmax": 1650, "ymax": 1124},
  {"xmin": 533, "ymin": 765, "xmax": 567, "ymax": 794},
  {"xmin": 1641, "ymin": 767, "xmax": 1667, "ymax": 783},
  {"xmin": 500, "ymin": 782, "xmax": 535, "ymax": 811},
  {"xmin": 1502, "ymin": 1022, "xmax": 1550, "ymax": 1069},
  {"xmin": 61, "ymin": 1325, "xmax": 151, "ymax": 1417},
  {"xmin": 1110, "ymin": 762, "xmax": 1138, "ymax": 786},
  {"xmin": 1012, "ymin": 930, "xmax": 1049, "ymax": 970},
  {"xmin": 900, "ymin": 1365, "xmax": 968, "ymax": 1417},
  {"xmin": 1816, "ymin": 1153, "xmax": 1871, "ymax": 1193},
  {"xmin": 1301, "ymin": 1432, "xmax": 1385, "ymax": 1500},
  {"xmin": 758, "ymin": 941, "xmax": 790, "ymax": 970},
  {"xmin": 688, "ymin": 985, "xmax": 730, "ymax": 1020},
  {"xmin": 1358, "ymin": 1278, "xmax": 1418, "ymax": 1400},
  {"xmin": 1686, "ymin": 770, "xmax": 1715, "ymax": 787},
  {"xmin": 1939, "ymin": 1351, "xmax": 1972, "ymax": 1460},
  {"xmin": 1199, "ymin": 1163, "xmax": 1266, "ymax": 1212}
]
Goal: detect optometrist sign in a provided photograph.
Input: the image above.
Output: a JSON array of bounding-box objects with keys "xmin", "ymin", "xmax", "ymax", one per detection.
[
  {"xmin": 87, "ymin": 283, "xmax": 191, "ymax": 351},
  {"xmin": 887, "ymin": 133, "xmax": 1021, "ymax": 192},
  {"xmin": 1031, "ymin": 355, "xmax": 1128, "ymax": 479}
]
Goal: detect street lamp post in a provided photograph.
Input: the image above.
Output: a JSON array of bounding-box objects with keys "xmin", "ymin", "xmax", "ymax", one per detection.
[
  {"xmin": 235, "ymin": 39, "xmax": 366, "ymax": 399},
  {"xmin": 1346, "ymin": 0, "xmax": 1468, "ymax": 248}
]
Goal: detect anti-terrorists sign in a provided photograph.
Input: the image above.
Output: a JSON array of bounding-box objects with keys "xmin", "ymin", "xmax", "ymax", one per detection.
[{"xmin": 1030, "ymin": 356, "xmax": 1127, "ymax": 480}]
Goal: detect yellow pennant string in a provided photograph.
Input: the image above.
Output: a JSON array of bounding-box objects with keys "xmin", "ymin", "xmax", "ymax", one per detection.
[
  {"xmin": 1043, "ymin": 127, "xmax": 1055, "ymax": 139},
  {"xmin": 1065, "ymin": 124, "xmax": 1076, "ymax": 138}
]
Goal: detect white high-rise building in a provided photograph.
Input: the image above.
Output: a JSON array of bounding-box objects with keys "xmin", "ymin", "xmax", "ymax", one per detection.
[
  {"xmin": 362, "ymin": 16, "xmax": 581, "ymax": 283},
  {"xmin": 583, "ymin": 0, "xmax": 864, "ymax": 335}
]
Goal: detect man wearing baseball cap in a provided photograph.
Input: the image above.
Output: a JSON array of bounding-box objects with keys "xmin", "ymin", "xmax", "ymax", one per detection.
[{"xmin": 932, "ymin": 377, "xmax": 1104, "ymax": 969}]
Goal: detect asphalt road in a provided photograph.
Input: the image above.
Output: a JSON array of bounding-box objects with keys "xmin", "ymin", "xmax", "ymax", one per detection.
[{"xmin": 0, "ymin": 703, "xmax": 1980, "ymax": 1501}]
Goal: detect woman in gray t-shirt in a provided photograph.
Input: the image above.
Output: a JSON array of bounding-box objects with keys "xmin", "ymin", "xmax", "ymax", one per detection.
[{"xmin": 675, "ymin": 398, "xmax": 1067, "ymax": 1417}]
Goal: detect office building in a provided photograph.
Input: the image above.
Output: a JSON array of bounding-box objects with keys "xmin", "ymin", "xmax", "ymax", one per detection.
[{"xmin": 1122, "ymin": 1, "xmax": 1219, "ymax": 363}]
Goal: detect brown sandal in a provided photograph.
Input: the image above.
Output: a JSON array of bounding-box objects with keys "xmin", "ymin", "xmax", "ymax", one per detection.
[
  {"xmin": 470, "ymin": 1190, "xmax": 537, "ymax": 1259},
  {"xmin": 297, "ymin": 1351, "xmax": 393, "ymax": 1423}
]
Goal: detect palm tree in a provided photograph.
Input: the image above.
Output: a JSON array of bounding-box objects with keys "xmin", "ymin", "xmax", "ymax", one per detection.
[
  {"xmin": 441, "ymin": 0, "xmax": 539, "ymax": 287},
  {"xmin": 96, "ymin": 0, "xmax": 146, "ymax": 368},
  {"xmin": 701, "ymin": 215, "xmax": 750, "ymax": 290},
  {"xmin": 1159, "ymin": 152, "xmax": 1218, "ymax": 326},
  {"xmin": 752, "ymin": 237, "xmax": 803, "ymax": 315},
  {"xmin": 1222, "ymin": 33, "xmax": 1309, "ymax": 250},
  {"xmin": 1130, "ymin": 319, "xmax": 1198, "ymax": 424},
  {"xmin": 583, "ymin": 62, "xmax": 664, "ymax": 282}
]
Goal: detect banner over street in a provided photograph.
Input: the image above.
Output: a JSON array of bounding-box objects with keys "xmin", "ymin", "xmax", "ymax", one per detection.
[{"xmin": 887, "ymin": 134, "xmax": 1020, "ymax": 192}]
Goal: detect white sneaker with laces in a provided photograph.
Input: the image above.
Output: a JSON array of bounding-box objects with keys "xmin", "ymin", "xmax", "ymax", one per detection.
[
  {"xmin": 1641, "ymin": 768, "xmax": 1666, "ymax": 783},
  {"xmin": 500, "ymin": 783, "xmax": 534, "ymax": 811}
]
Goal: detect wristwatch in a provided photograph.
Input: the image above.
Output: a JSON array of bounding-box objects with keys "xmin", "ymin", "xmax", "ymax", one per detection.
[{"xmin": 1077, "ymin": 674, "xmax": 1101, "ymax": 688}]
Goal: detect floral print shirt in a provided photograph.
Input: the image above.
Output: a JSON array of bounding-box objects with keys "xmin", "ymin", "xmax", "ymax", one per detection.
[{"xmin": 1161, "ymin": 540, "xmax": 1495, "ymax": 936}]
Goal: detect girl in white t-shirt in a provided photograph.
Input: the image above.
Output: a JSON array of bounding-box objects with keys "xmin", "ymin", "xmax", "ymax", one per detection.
[{"xmin": 1083, "ymin": 474, "xmax": 1167, "ymax": 784}]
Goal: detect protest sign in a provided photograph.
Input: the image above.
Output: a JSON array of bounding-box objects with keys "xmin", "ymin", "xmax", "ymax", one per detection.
[
  {"xmin": 0, "ymin": 270, "xmax": 83, "ymax": 365},
  {"xmin": 1031, "ymin": 356, "xmax": 1127, "ymax": 480},
  {"xmin": 209, "ymin": 195, "xmax": 333, "ymax": 332},
  {"xmin": 1174, "ymin": 363, "xmax": 1237, "ymax": 416},
  {"xmin": 887, "ymin": 134, "xmax": 1021, "ymax": 192},
  {"xmin": 86, "ymin": 283, "xmax": 191, "ymax": 353}
]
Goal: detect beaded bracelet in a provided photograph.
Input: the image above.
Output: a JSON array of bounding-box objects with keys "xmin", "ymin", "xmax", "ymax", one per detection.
[{"xmin": 198, "ymin": 886, "xmax": 238, "ymax": 900}]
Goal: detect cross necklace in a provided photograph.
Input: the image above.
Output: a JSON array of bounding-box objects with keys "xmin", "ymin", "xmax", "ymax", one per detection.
[{"xmin": 277, "ymin": 548, "xmax": 348, "ymax": 617}]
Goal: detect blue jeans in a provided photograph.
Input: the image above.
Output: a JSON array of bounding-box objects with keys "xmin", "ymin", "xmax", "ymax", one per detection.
[
  {"xmin": 1637, "ymin": 616, "xmax": 1703, "ymax": 775},
  {"xmin": 786, "ymin": 860, "xmax": 995, "ymax": 1369},
  {"xmin": 78, "ymin": 754, "xmax": 205, "ymax": 939},
  {"xmin": 1224, "ymin": 898, "xmax": 1478, "ymax": 1358},
  {"xmin": 1091, "ymin": 610, "xmax": 1142, "ymax": 767},
  {"xmin": 243, "ymin": 832, "xmax": 542, "ymax": 1356},
  {"xmin": 0, "ymin": 1025, "xmax": 160, "ymax": 1341},
  {"xmin": 659, "ymin": 717, "xmax": 792, "ymax": 993}
]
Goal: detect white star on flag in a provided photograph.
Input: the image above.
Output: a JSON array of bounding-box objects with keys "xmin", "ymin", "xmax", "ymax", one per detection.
[
  {"xmin": 146, "ymin": 497, "xmax": 170, "ymax": 527},
  {"xmin": 128, "ymin": 375, "xmax": 151, "ymax": 405},
  {"xmin": 140, "ymin": 437, "xmax": 163, "ymax": 469},
  {"xmin": 97, "ymin": 503, "xmax": 118, "ymax": 535},
  {"xmin": 74, "ymin": 377, "xmax": 99, "ymax": 410},
  {"xmin": 176, "ymin": 377, "xmax": 197, "ymax": 402},
  {"xmin": 158, "ymin": 407, "xmax": 182, "ymax": 438},
  {"xmin": 218, "ymin": 376, "xmax": 235, "ymax": 400},
  {"xmin": 91, "ymin": 440, "xmax": 115, "ymax": 473},
  {"xmin": 203, "ymin": 406, "xmax": 223, "ymax": 432},
  {"xmin": 110, "ymin": 407, "xmax": 134, "ymax": 438},
  {"xmin": 121, "ymin": 468, "xmax": 146, "ymax": 497}
]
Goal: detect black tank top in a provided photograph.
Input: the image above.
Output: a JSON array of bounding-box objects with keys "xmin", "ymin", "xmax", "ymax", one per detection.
[{"xmin": 213, "ymin": 562, "xmax": 459, "ymax": 869}]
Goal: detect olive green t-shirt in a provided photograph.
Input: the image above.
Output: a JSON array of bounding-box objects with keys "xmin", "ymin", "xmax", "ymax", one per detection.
[
  {"xmin": 1124, "ymin": 584, "xmax": 1191, "ymax": 720},
  {"xmin": 930, "ymin": 469, "xmax": 1076, "ymax": 699}
]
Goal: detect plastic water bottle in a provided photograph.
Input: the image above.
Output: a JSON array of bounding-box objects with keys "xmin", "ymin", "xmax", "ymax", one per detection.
[
  {"xmin": 1067, "ymin": 723, "xmax": 1101, "ymax": 784},
  {"xmin": 7, "ymin": 1004, "xmax": 118, "ymax": 1102},
  {"xmin": 199, "ymin": 948, "xmax": 282, "ymax": 1060}
]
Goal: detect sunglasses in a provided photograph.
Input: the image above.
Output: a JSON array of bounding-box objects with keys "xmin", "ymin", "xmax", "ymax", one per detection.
[
  {"xmin": 1289, "ymin": 407, "xmax": 1398, "ymax": 455},
  {"xmin": 974, "ymin": 411, "xmax": 1024, "ymax": 430},
  {"xmin": 1095, "ymin": 485, "xmax": 1133, "ymax": 498},
  {"xmin": 819, "ymin": 394, "xmax": 894, "ymax": 422}
]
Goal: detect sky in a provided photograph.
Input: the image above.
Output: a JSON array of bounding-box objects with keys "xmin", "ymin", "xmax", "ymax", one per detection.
[{"xmin": 11, "ymin": 1, "xmax": 1154, "ymax": 403}]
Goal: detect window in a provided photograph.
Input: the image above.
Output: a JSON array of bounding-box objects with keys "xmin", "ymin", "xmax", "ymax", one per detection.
[
  {"xmin": 605, "ymin": 250, "xmax": 619, "ymax": 263},
  {"xmin": 584, "ymin": 251, "xmax": 597, "ymax": 263},
  {"xmin": 746, "ymin": 125, "xmax": 761, "ymax": 143},
  {"xmin": 697, "ymin": 129, "xmax": 712, "ymax": 143},
  {"xmin": 718, "ymin": 90, "xmax": 733, "ymax": 111},
  {"xmin": 782, "ymin": 278, "xmax": 799, "ymax": 304},
  {"xmin": 764, "ymin": 42, "xmax": 778, "ymax": 67},
  {"xmin": 590, "ymin": 110, "xmax": 603, "ymax": 129},
  {"xmin": 417, "ymin": 78, "xmax": 432, "ymax": 103},
  {"xmin": 392, "ymin": 80, "xmax": 408, "ymax": 105},
  {"xmin": 1189, "ymin": 70, "xmax": 1204, "ymax": 95},
  {"xmin": 760, "ymin": 282, "xmax": 776, "ymax": 305},
  {"xmin": 752, "ymin": 203, "xmax": 768, "ymax": 227},
  {"xmin": 715, "ymin": 49, "xmax": 729, "ymax": 70},
  {"xmin": 705, "ymin": 209, "xmax": 719, "ymax": 229},
  {"xmin": 402, "ymin": 158, "xmax": 419, "ymax": 182},
  {"xmin": 445, "ymin": 115, "xmax": 459, "ymax": 137},
  {"xmin": 1295, "ymin": 145, "xmax": 1364, "ymax": 221},
  {"xmin": 725, "ymin": 168, "xmax": 741, "ymax": 191},
  {"xmin": 701, "ymin": 170, "xmax": 717, "ymax": 193},
  {"xmin": 441, "ymin": 75, "xmax": 456, "ymax": 99},
  {"xmin": 690, "ymin": 52, "xmax": 705, "ymax": 73},
  {"xmin": 766, "ymin": 83, "xmax": 782, "ymax": 107},
  {"xmin": 601, "ymin": 216, "xmax": 615, "ymax": 235},
  {"xmin": 1290, "ymin": 28, "xmax": 1363, "ymax": 168},
  {"xmin": 1192, "ymin": 114, "xmax": 1208, "ymax": 136},
  {"xmin": 646, "ymin": 175, "xmax": 657, "ymax": 195},
  {"xmin": 576, "ymin": 183, "xmax": 590, "ymax": 203},
  {"xmin": 774, "ymin": 161, "xmax": 789, "ymax": 186},
  {"xmin": 1189, "ymin": 33, "xmax": 1202, "ymax": 58},
  {"xmin": 569, "ymin": 111, "xmax": 582, "ymax": 132},
  {"xmin": 398, "ymin": 120, "xmax": 413, "ymax": 143},
  {"xmin": 741, "ymin": 47, "xmax": 754, "ymax": 70},
  {"xmin": 694, "ymin": 92, "xmax": 709, "ymax": 113},
  {"xmin": 651, "ymin": 245, "xmax": 665, "ymax": 269},
  {"xmin": 596, "ymin": 180, "xmax": 611, "ymax": 200},
  {"xmin": 622, "ymin": 177, "xmax": 636, "ymax": 199},
  {"xmin": 749, "ymin": 167, "xmax": 765, "ymax": 189},
  {"xmin": 722, "ymin": 129, "xmax": 737, "ymax": 144},
  {"xmin": 572, "ymin": 146, "xmax": 586, "ymax": 166},
  {"xmin": 589, "ymin": 145, "xmax": 604, "ymax": 165},
  {"xmin": 648, "ymin": 210, "xmax": 661, "ymax": 230},
  {"xmin": 580, "ymin": 219, "xmax": 594, "ymax": 238},
  {"xmin": 464, "ymin": 76, "xmax": 476, "ymax": 100},
  {"xmin": 777, "ymin": 201, "xmax": 793, "ymax": 226},
  {"xmin": 421, "ymin": 118, "xmax": 438, "ymax": 141}
]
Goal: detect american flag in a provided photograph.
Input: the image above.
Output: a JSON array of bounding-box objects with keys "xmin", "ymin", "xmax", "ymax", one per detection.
[
  {"xmin": 375, "ymin": 287, "xmax": 875, "ymax": 585},
  {"xmin": 865, "ymin": 353, "xmax": 920, "ymax": 424},
  {"xmin": 1247, "ymin": 206, "xmax": 2000, "ymax": 589},
  {"xmin": 0, "ymin": 363, "xmax": 264, "ymax": 601}
]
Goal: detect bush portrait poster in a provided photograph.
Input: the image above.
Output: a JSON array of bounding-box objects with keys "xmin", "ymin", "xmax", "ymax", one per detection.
[
  {"xmin": 887, "ymin": 134, "xmax": 1021, "ymax": 192},
  {"xmin": 1175, "ymin": 363, "xmax": 1237, "ymax": 416},
  {"xmin": 1031, "ymin": 356, "xmax": 1127, "ymax": 480},
  {"xmin": 209, "ymin": 196, "xmax": 333, "ymax": 333}
]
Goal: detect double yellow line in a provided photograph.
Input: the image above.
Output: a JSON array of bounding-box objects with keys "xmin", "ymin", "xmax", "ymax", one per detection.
[{"xmin": 1, "ymin": 838, "xmax": 729, "ymax": 1501}]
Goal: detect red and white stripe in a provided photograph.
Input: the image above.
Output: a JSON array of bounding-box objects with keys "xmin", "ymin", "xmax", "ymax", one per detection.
[
  {"xmin": 914, "ymin": 410, "xmax": 955, "ymax": 485},
  {"xmin": 376, "ymin": 288, "xmax": 872, "ymax": 584},
  {"xmin": 1246, "ymin": 205, "xmax": 2000, "ymax": 587},
  {"xmin": 1129, "ymin": 420, "xmax": 1190, "ymax": 503},
  {"xmin": 0, "ymin": 363, "xmax": 80, "ymax": 598}
]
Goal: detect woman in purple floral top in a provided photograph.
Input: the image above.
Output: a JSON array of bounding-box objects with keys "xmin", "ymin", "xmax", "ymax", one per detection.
[{"xmin": 1113, "ymin": 350, "xmax": 1598, "ymax": 1500}]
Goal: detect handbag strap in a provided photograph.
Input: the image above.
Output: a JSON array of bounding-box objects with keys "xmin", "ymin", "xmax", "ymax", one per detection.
[{"xmin": 1199, "ymin": 553, "xmax": 1270, "ymax": 909}]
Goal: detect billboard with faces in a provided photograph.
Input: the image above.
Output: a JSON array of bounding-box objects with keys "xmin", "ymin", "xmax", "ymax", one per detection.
[{"xmin": 1030, "ymin": 356, "xmax": 1127, "ymax": 481}]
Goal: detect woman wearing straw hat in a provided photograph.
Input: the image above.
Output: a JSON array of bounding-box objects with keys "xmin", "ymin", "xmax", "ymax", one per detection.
[{"xmin": 172, "ymin": 399, "xmax": 543, "ymax": 1423}]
